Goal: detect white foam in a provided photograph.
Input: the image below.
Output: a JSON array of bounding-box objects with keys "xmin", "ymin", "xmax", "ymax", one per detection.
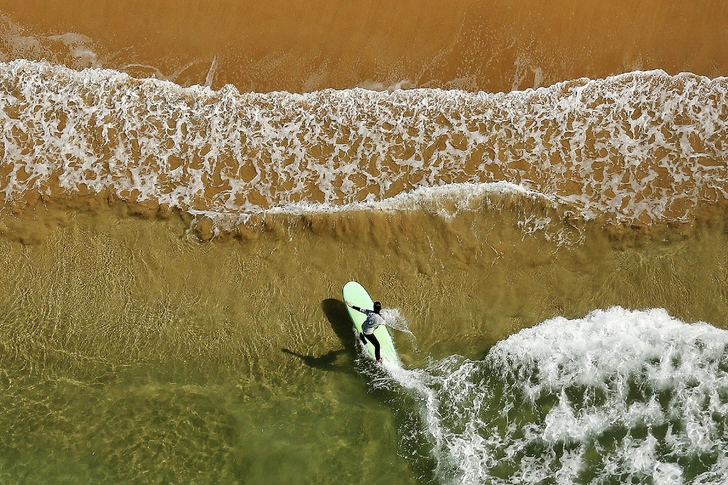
[
  {"xmin": 376, "ymin": 307, "xmax": 728, "ymax": 484},
  {"xmin": 0, "ymin": 60, "xmax": 727, "ymax": 231},
  {"xmin": 265, "ymin": 181, "xmax": 546, "ymax": 216}
]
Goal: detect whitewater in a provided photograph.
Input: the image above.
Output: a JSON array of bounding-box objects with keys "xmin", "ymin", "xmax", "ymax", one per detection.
[
  {"xmin": 1, "ymin": 60, "xmax": 727, "ymax": 236},
  {"xmin": 372, "ymin": 307, "xmax": 728, "ymax": 484}
]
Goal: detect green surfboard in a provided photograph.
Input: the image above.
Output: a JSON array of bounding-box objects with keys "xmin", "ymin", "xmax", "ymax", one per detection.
[{"xmin": 343, "ymin": 281, "xmax": 400, "ymax": 365}]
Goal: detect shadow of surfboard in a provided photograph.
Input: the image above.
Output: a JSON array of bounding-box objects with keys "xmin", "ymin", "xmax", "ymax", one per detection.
[
  {"xmin": 321, "ymin": 298, "xmax": 357, "ymax": 351},
  {"xmin": 281, "ymin": 299, "xmax": 357, "ymax": 372}
]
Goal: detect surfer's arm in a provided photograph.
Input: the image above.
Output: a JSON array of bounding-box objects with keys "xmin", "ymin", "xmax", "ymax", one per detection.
[{"xmin": 345, "ymin": 301, "xmax": 364, "ymax": 314}]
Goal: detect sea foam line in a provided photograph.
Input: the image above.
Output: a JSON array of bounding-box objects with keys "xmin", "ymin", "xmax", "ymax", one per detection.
[{"xmin": 1, "ymin": 60, "xmax": 727, "ymax": 229}]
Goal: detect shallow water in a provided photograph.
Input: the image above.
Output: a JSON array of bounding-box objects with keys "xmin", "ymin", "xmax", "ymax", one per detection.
[
  {"xmin": 0, "ymin": 205, "xmax": 726, "ymax": 483},
  {"xmin": 0, "ymin": 1, "xmax": 728, "ymax": 484}
]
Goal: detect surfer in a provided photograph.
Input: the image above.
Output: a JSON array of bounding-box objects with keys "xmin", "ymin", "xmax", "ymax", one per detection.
[{"xmin": 346, "ymin": 300, "xmax": 385, "ymax": 363}]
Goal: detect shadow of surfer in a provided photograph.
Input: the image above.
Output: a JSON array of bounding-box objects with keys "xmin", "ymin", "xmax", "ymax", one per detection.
[
  {"xmin": 281, "ymin": 299, "xmax": 357, "ymax": 372},
  {"xmin": 281, "ymin": 348, "xmax": 349, "ymax": 370}
]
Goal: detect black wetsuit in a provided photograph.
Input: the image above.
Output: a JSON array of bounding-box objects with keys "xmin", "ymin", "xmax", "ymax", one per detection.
[{"xmin": 359, "ymin": 332, "xmax": 381, "ymax": 361}]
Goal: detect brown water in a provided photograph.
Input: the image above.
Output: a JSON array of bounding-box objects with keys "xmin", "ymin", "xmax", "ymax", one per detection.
[
  {"xmin": 1, "ymin": 0, "xmax": 727, "ymax": 92},
  {"xmin": 0, "ymin": 2, "xmax": 728, "ymax": 484}
]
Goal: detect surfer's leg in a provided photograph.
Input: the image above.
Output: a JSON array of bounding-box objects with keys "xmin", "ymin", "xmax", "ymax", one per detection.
[
  {"xmin": 364, "ymin": 333, "xmax": 381, "ymax": 361},
  {"xmin": 359, "ymin": 332, "xmax": 367, "ymax": 345}
]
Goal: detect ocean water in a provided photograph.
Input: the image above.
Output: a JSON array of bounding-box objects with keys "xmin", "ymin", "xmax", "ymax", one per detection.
[{"xmin": 0, "ymin": 2, "xmax": 728, "ymax": 484}]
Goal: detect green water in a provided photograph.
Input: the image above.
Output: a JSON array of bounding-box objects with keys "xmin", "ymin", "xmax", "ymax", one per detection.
[{"xmin": 0, "ymin": 360, "xmax": 419, "ymax": 484}]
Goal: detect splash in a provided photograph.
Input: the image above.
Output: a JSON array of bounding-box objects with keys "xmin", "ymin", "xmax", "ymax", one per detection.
[{"xmin": 380, "ymin": 308, "xmax": 417, "ymax": 344}]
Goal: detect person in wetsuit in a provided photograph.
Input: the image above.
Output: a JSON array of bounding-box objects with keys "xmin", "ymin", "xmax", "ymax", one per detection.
[{"xmin": 346, "ymin": 300, "xmax": 385, "ymax": 363}]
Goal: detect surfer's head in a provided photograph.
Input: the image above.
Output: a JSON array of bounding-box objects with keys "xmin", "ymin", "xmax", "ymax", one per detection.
[{"xmin": 373, "ymin": 301, "xmax": 382, "ymax": 313}]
